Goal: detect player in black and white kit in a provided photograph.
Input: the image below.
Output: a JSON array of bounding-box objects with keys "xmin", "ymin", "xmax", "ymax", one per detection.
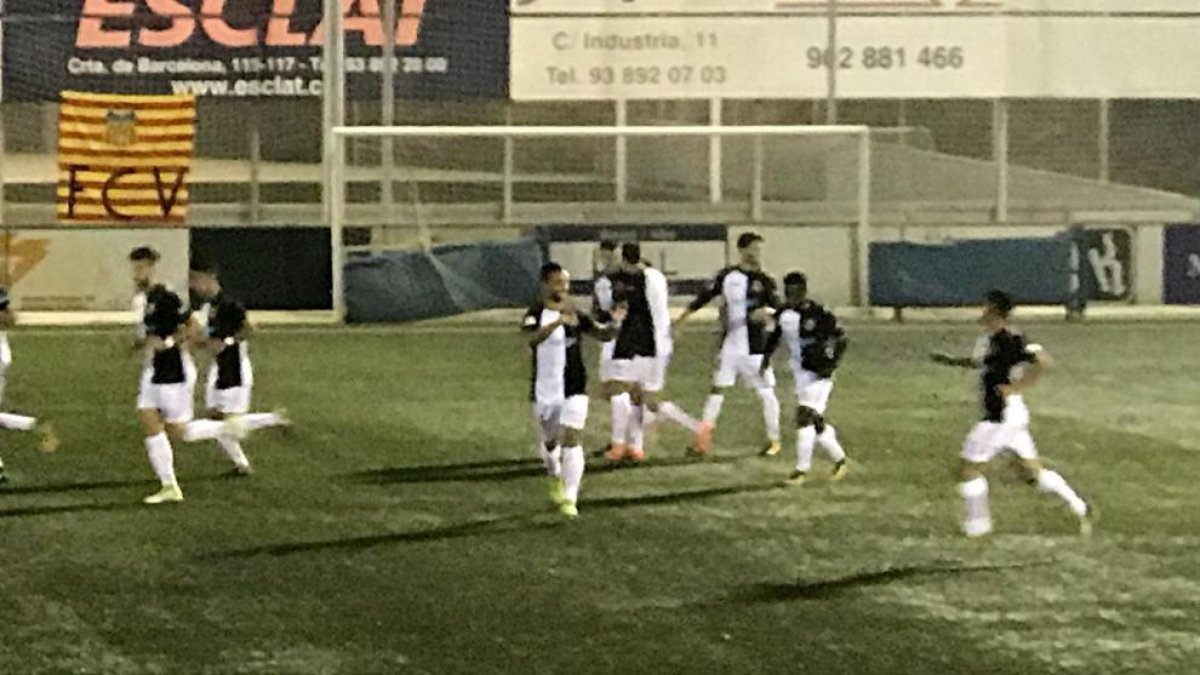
[
  {"xmin": 592, "ymin": 240, "xmax": 622, "ymax": 456},
  {"xmin": 188, "ymin": 259, "xmax": 290, "ymax": 476},
  {"xmin": 932, "ymin": 290, "xmax": 1092, "ymax": 538},
  {"xmin": 132, "ymin": 246, "xmax": 197, "ymax": 504},
  {"xmin": 0, "ymin": 287, "xmax": 59, "ymax": 485},
  {"xmin": 763, "ymin": 272, "xmax": 850, "ymax": 484},
  {"xmin": 604, "ymin": 244, "xmax": 706, "ymax": 461},
  {"xmin": 674, "ymin": 232, "xmax": 782, "ymax": 455},
  {"xmin": 524, "ymin": 262, "xmax": 622, "ymax": 518}
]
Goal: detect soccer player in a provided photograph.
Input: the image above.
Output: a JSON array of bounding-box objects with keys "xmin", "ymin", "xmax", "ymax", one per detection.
[
  {"xmin": 932, "ymin": 290, "xmax": 1093, "ymax": 538},
  {"xmin": 762, "ymin": 272, "xmax": 850, "ymax": 485},
  {"xmin": 0, "ymin": 288, "xmax": 59, "ymax": 485},
  {"xmin": 674, "ymin": 232, "xmax": 782, "ymax": 455},
  {"xmin": 524, "ymin": 262, "xmax": 622, "ymax": 518},
  {"xmin": 188, "ymin": 259, "xmax": 290, "ymax": 475},
  {"xmin": 605, "ymin": 244, "xmax": 706, "ymax": 460},
  {"xmin": 592, "ymin": 240, "xmax": 622, "ymax": 455}
]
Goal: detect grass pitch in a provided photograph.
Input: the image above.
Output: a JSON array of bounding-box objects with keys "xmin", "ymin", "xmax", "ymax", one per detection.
[{"xmin": 0, "ymin": 321, "xmax": 1197, "ymax": 674}]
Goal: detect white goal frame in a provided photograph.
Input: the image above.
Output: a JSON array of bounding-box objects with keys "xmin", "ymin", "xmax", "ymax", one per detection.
[{"xmin": 327, "ymin": 124, "xmax": 871, "ymax": 322}]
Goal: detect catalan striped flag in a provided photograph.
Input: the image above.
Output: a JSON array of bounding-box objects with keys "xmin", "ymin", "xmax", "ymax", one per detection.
[{"xmin": 57, "ymin": 91, "xmax": 196, "ymax": 224}]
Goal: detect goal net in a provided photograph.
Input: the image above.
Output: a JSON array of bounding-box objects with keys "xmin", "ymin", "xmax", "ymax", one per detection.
[{"xmin": 328, "ymin": 124, "xmax": 871, "ymax": 322}]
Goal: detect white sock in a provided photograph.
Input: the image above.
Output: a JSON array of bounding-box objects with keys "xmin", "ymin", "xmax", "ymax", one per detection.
[
  {"xmin": 241, "ymin": 412, "xmax": 282, "ymax": 431},
  {"xmin": 610, "ymin": 393, "xmax": 632, "ymax": 446},
  {"xmin": 1036, "ymin": 469, "xmax": 1088, "ymax": 518},
  {"xmin": 657, "ymin": 401, "xmax": 701, "ymax": 434},
  {"xmin": 702, "ymin": 394, "xmax": 725, "ymax": 425},
  {"xmin": 639, "ymin": 409, "xmax": 657, "ymax": 448},
  {"xmin": 627, "ymin": 406, "xmax": 645, "ymax": 449},
  {"xmin": 183, "ymin": 419, "xmax": 226, "ymax": 442},
  {"xmin": 145, "ymin": 432, "xmax": 177, "ymax": 487},
  {"xmin": 217, "ymin": 437, "xmax": 250, "ymax": 469},
  {"xmin": 959, "ymin": 477, "xmax": 993, "ymax": 537},
  {"xmin": 817, "ymin": 424, "xmax": 847, "ymax": 464},
  {"xmin": 0, "ymin": 412, "xmax": 36, "ymax": 431},
  {"xmin": 562, "ymin": 445, "xmax": 585, "ymax": 503},
  {"xmin": 758, "ymin": 388, "xmax": 781, "ymax": 442},
  {"xmin": 540, "ymin": 445, "xmax": 562, "ymax": 477},
  {"xmin": 795, "ymin": 426, "xmax": 816, "ymax": 473}
]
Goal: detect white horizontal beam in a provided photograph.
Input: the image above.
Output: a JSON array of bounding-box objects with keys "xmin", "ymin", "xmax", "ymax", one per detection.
[{"xmin": 333, "ymin": 125, "xmax": 870, "ymax": 139}]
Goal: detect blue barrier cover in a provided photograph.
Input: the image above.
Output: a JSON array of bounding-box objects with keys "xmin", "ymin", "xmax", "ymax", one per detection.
[
  {"xmin": 870, "ymin": 237, "xmax": 1073, "ymax": 307},
  {"xmin": 345, "ymin": 238, "xmax": 542, "ymax": 323}
]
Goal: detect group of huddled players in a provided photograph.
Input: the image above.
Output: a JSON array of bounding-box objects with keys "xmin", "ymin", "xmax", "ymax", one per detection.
[
  {"xmin": 524, "ymin": 232, "xmax": 851, "ymax": 519},
  {"xmin": 525, "ymin": 232, "xmax": 1095, "ymax": 538},
  {"xmin": 0, "ymin": 246, "xmax": 289, "ymax": 503}
]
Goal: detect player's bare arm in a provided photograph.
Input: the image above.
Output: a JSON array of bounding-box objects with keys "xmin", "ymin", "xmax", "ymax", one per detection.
[{"xmin": 930, "ymin": 351, "xmax": 980, "ymax": 369}]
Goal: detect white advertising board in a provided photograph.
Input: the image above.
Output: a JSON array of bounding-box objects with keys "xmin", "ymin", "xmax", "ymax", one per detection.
[
  {"xmin": 3, "ymin": 229, "xmax": 188, "ymax": 311},
  {"xmin": 513, "ymin": 0, "xmax": 1200, "ymax": 15},
  {"xmin": 513, "ymin": 16, "xmax": 1200, "ymax": 99},
  {"xmin": 513, "ymin": 16, "xmax": 1007, "ymax": 99}
]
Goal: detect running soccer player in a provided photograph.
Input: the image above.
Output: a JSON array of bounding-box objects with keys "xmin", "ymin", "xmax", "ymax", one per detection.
[
  {"xmin": 524, "ymin": 262, "xmax": 623, "ymax": 518},
  {"xmin": 762, "ymin": 272, "xmax": 850, "ymax": 485},
  {"xmin": 0, "ymin": 288, "xmax": 59, "ymax": 485},
  {"xmin": 674, "ymin": 232, "xmax": 782, "ymax": 455},
  {"xmin": 606, "ymin": 244, "xmax": 706, "ymax": 460},
  {"xmin": 932, "ymin": 290, "xmax": 1093, "ymax": 538},
  {"xmin": 188, "ymin": 259, "xmax": 290, "ymax": 475}
]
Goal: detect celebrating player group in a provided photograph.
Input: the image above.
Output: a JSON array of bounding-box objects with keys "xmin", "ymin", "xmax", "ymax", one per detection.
[{"xmin": 525, "ymin": 232, "xmax": 1093, "ymax": 538}]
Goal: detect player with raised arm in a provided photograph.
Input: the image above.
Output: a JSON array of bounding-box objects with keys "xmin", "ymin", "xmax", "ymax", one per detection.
[
  {"xmin": 762, "ymin": 272, "xmax": 850, "ymax": 485},
  {"xmin": 674, "ymin": 232, "xmax": 782, "ymax": 455},
  {"xmin": 188, "ymin": 259, "xmax": 290, "ymax": 476},
  {"xmin": 932, "ymin": 290, "xmax": 1093, "ymax": 538},
  {"xmin": 0, "ymin": 287, "xmax": 59, "ymax": 485},
  {"xmin": 606, "ymin": 244, "xmax": 707, "ymax": 460},
  {"xmin": 523, "ymin": 262, "xmax": 623, "ymax": 518}
]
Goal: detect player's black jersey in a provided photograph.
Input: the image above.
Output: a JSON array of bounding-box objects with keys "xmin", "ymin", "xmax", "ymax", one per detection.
[
  {"xmin": 765, "ymin": 300, "xmax": 848, "ymax": 378},
  {"xmin": 143, "ymin": 284, "xmax": 189, "ymax": 385},
  {"xmin": 523, "ymin": 303, "xmax": 595, "ymax": 402},
  {"xmin": 207, "ymin": 292, "xmax": 249, "ymax": 390},
  {"xmin": 688, "ymin": 266, "xmax": 780, "ymax": 355},
  {"xmin": 980, "ymin": 328, "xmax": 1038, "ymax": 422},
  {"xmin": 609, "ymin": 270, "xmax": 656, "ymax": 359}
]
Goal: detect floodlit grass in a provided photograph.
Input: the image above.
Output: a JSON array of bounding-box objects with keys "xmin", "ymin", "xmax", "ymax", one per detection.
[{"xmin": 0, "ymin": 321, "xmax": 1196, "ymax": 674}]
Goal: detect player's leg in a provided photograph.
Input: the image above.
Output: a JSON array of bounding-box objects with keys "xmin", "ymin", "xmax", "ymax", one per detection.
[
  {"xmin": 742, "ymin": 354, "xmax": 782, "ymax": 455},
  {"xmin": 798, "ymin": 374, "xmax": 847, "ymax": 477},
  {"xmin": 1013, "ymin": 435, "xmax": 1091, "ymax": 534},
  {"xmin": 205, "ymin": 372, "xmax": 254, "ymax": 474},
  {"xmin": 534, "ymin": 401, "xmax": 564, "ymax": 479},
  {"xmin": 556, "ymin": 395, "xmax": 590, "ymax": 518},
  {"xmin": 606, "ymin": 361, "xmax": 636, "ymax": 461},
  {"xmin": 141, "ymin": 404, "xmax": 183, "ymax": 504},
  {"xmin": 958, "ymin": 423, "xmax": 1001, "ymax": 537},
  {"xmin": 0, "ymin": 364, "xmax": 59, "ymax": 452},
  {"xmin": 788, "ymin": 406, "xmax": 819, "ymax": 485}
]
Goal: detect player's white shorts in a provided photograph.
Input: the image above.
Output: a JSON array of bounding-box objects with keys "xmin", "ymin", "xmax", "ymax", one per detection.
[
  {"xmin": 137, "ymin": 367, "xmax": 195, "ymax": 424},
  {"xmin": 612, "ymin": 354, "xmax": 670, "ymax": 393},
  {"xmin": 961, "ymin": 396, "xmax": 1038, "ymax": 464},
  {"xmin": 598, "ymin": 341, "xmax": 617, "ymax": 383},
  {"xmin": 793, "ymin": 368, "xmax": 834, "ymax": 414},
  {"xmin": 205, "ymin": 359, "xmax": 254, "ymax": 415},
  {"xmin": 713, "ymin": 349, "xmax": 776, "ymax": 390},
  {"xmin": 533, "ymin": 395, "xmax": 589, "ymax": 441}
]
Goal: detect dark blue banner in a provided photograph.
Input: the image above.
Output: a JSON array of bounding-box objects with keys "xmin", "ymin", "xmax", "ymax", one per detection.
[
  {"xmin": 870, "ymin": 237, "xmax": 1073, "ymax": 307},
  {"xmin": 1163, "ymin": 224, "xmax": 1200, "ymax": 305},
  {"xmin": 2, "ymin": 0, "xmax": 508, "ymax": 101}
]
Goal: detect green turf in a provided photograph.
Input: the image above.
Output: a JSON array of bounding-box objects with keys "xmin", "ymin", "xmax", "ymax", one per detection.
[{"xmin": 0, "ymin": 322, "xmax": 1197, "ymax": 674}]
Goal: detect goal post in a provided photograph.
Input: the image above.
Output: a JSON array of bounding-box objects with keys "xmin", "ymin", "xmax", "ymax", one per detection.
[{"xmin": 327, "ymin": 124, "xmax": 872, "ymax": 322}]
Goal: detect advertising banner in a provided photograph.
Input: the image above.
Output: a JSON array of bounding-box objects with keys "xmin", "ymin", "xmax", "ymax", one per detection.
[
  {"xmin": 514, "ymin": 1, "xmax": 1200, "ymax": 15},
  {"xmin": 530, "ymin": 224, "xmax": 728, "ymax": 296},
  {"xmin": 3, "ymin": 0, "xmax": 508, "ymax": 101},
  {"xmin": 2, "ymin": 229, "xmax": 188, "ymax": 311},
  {"xmin": 1163, "ymin": 224, "xmax": 1200, "ymax": 305},
  {"xmin": 1073, "ymin": 227, "xmax": 1133, "ymax": 302},
  {"xmin": 513, "ymin": 14, "xmax": 1200, "ymax": 100}
]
